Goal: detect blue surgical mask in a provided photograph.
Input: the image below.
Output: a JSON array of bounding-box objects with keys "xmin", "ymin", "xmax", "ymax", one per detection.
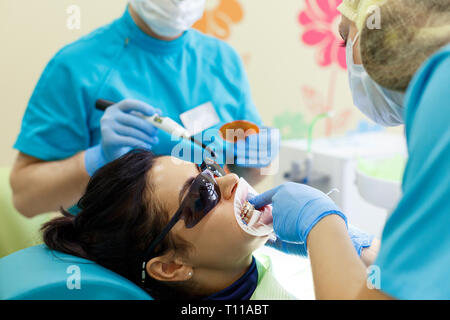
[{"xmin": 346, "ymin": 33, "xmax": 405, "ymax": 126}]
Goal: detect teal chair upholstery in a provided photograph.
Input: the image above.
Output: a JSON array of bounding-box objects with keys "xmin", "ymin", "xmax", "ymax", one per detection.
[{"xmin": 0, "ymin": 244, "xmax": 152, "ymax": 300}]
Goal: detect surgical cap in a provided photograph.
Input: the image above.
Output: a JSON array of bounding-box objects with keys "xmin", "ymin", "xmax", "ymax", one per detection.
[
  {"xmin": 337, "ymin": 0, "xmax": 386, "ymax": 31},
  {"xmin": 360, "ymin": 0, "xmax": 450, "ymax": 91},
  {"xmin": 337, "ymin": 0, "xmax": 361, "ymax": 22}
]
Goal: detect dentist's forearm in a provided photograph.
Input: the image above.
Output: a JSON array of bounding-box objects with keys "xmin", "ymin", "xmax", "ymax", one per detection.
[
  {"xmin": 307, "ymin": 215, "xmax": 370, "ymax": 299},
  {"xmin": 10, "ymin": 151, "xmax": 90, "ymax": 217}
]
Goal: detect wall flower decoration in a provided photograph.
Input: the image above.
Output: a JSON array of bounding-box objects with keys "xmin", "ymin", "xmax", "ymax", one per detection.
[
  {"xmin": 193, "ymin": 0, "xmax": 244, "ymax": 40},
  {"xmin": 298, "ymin": 0, "xmax": 346, "ymax": 70}
]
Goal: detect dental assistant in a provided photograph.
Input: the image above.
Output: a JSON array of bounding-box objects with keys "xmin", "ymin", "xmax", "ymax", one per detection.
[
  {"xmin": 251, "ymin": 0, "xmax": 450, "ymax": 299},
  {"xmin": 10, "ymin": 0, "xmax": 277, "ymax": 218}
]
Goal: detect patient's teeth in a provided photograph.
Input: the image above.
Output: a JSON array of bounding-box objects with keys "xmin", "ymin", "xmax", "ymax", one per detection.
[{"xmin": 240, "ymin": 201, "xmax": 256, "ymax": 225}]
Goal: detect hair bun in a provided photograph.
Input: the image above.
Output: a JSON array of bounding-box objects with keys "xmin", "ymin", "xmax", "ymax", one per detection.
[{"xmin": 41, "ymin": 209, "xmax": 87, "ymax": 258}]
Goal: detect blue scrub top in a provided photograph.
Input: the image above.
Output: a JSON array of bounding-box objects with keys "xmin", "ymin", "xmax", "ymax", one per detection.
[
  {"xmin": 374, "ymin": 44, "xmax": 450, "ymax": 300},
  {"xmin": 14, "ymin": 7, "xmax": 262, "ymax": 161}
]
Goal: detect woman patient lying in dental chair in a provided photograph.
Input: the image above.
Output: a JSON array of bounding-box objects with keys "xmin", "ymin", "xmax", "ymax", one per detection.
[{"xmin": 42, "ymin": 149, "xmax": 378, "ymax": 300}]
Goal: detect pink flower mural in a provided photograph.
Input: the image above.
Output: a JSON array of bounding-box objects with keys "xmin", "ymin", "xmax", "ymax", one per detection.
[
  {"xmin": 299, "ymin": 0, "xmax": 346, "ymax": 70},
  {"xmin": 294, "ymin": 0, "xmax": 352, "ymax": 137}
]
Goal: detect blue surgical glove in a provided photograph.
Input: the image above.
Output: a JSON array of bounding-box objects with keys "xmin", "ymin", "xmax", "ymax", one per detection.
[
  {"xmin": 235, "ymin": 127, "xmax": 280, "ymax": 168},
  {"xmin": 266, "ymin": 236, "xmax": 308, "ymax": 257},
  {"xmin": 249, "ymin": 182, "xmax": 347, "ymax": 246},
  {"xmin": 266, "ymin": 225, "xmax": 374, "ymax": 257},
  {"xmin": 348, "ymin": 224, "xmax": 375, "ymax": 256},
  {"xmin": 190, "ymin": 125, "xmax": 280, "ymax": 167},
  {"xmin": 84, "ymin": 99, "xmax": 161, "ymax": 176}
]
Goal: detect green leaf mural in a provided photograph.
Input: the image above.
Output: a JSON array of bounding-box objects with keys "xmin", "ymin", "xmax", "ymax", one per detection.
[{"xmin": 273, "ymin": 111, "xmax": 308, "ymax": 140}]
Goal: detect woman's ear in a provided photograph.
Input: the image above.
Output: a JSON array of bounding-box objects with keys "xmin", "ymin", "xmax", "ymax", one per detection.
[{"xmin": 146, "ymin": 253, "xmax": 193, "ymax": 282}]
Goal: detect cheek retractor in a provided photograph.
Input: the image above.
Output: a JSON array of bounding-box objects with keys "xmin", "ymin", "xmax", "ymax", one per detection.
[{"xmin": 234, "ymin": 178, "xmax": 275, "ymax": 240}]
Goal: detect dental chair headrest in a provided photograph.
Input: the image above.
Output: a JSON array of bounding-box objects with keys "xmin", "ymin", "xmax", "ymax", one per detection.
[{"xmin": 0, "ymin": 245, "xmax": 152, "ymax": 300}]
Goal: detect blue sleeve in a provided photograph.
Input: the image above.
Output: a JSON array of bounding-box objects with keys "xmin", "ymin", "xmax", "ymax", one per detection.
[
  {"xmin": 374, "ymin": 45, "xmax": 450, "ymax": 300},
  {"xmin": 13, "ymin": 50, "xmax": 91, "ymax": 161}
]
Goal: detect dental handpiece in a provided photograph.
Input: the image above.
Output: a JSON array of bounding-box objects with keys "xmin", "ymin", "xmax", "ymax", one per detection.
[{"xmin": 95, "ymin": 99, "xmax": 216, "ymax": 158}]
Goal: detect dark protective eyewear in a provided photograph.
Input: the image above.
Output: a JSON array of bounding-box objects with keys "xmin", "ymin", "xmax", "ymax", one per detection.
[{"xmin": 141, "ymin": 159, "xmax": 226, "ymax": 283}]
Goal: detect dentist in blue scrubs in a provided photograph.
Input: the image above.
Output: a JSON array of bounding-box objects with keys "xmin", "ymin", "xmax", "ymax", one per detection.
[
  {"xmin": 10, "ymin": 0, "xmax": 278, "ymax": 217},
  {"xmin": 250, "ymin": 0, "xmax": 450, "ymax": 299}
]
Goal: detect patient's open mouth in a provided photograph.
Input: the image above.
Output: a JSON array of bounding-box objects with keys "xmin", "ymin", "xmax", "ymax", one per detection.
[
  {"xmin": 235, "ymin": 180, "xmax": 259, "ymax": 226},
  {"xmin": 234, "ymin": 177, "xmax": 274, "ymax": 239},
  {"xmin": 240, "ymin": 201, "xmax": 273, "ymax": 227}
]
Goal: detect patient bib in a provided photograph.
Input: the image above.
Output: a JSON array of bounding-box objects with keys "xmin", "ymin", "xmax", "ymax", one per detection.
[{"xmin": 251, "ymin": 253, "xmax": 296, "ymax": 300}]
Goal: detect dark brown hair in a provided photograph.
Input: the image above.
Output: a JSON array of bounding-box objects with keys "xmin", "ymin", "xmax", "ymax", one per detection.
[{"xmin": 41, "ymin": 149, "xmax": 191, "ymax": 299}]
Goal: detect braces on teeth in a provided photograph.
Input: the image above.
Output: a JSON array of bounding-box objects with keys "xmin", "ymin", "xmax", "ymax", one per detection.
[
  {"xmin": 240, "ymin": 201, "xmax": 261, "ymax": 227},
  {"xmin": 240, "ymin": 201, "xmax": 253, "ymax": 225},
  {"xmin": 234, "ymin": 178, "xmax": 276, "ymax": 240}
]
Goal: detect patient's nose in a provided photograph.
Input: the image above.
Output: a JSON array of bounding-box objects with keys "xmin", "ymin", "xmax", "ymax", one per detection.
[{"xmin": 216, "ymin": 173, "xmax": 239, "ymax": 201}]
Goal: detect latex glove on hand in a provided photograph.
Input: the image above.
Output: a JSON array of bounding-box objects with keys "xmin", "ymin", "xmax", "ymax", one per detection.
[
  {"xmin": 85, "ymin": 99, "xmax": 161, "ymax": 176},
  {"xmin": 249, "ymin": 182, "xmax": 347, "ymax": 246},
  {"xmin": 235, "ymin": 127, "xmax": 280, "ymax": 168},
  {"xmin": 196, "ymin": 126, "xmax": 280, "ymax": 168},
  {"xmin": 266, "ymin": 236, "xmax": 308, "ymax": 257},
  {"xmin": 266, "ymin": 225, "xmax": 374, "ymax": 257},
  {"xmin": 348, "ymin": 224, "xmax": 375, "ymax": 256},
  {"xmin": 250, "ymin": 182, "xmax": 375, "ymax": 255}
]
